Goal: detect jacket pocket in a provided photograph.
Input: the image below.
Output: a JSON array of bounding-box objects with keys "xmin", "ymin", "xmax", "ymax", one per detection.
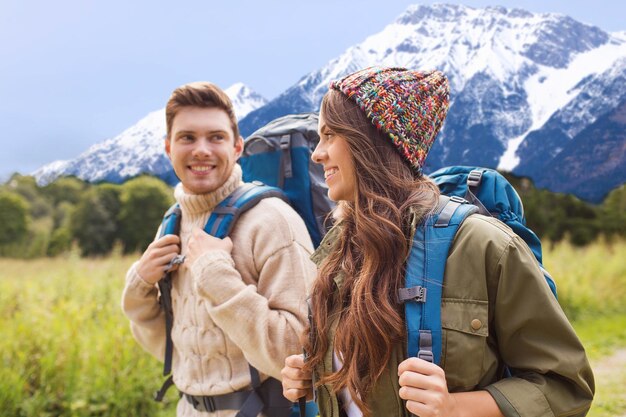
[{"xmin": 440, "ymin": 298, "xmax": 488, "ymax": 390}]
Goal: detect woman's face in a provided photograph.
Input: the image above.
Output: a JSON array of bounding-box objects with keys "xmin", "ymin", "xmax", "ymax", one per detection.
[{"xmin": 312, "ymin": 112, "xmax": 357, "ymax": 202}]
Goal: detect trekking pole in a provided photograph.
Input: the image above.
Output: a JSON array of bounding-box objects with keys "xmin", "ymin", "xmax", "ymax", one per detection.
[
  {"xmin": 300, "ymin": 298, "xmax": 315, "ymax": 417},
  {"xmin": 298, "ymin": 397, "xmax": 306, "ymax": 417},
  {"xmin": 298, "ymin": 347, "xmax": 307, "ymax": 417}
]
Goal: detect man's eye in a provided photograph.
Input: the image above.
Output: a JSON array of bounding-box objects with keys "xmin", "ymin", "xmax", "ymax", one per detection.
[
  {"xmin": 212, "ymin": 135, "xmax": 225, "ymax": 141},
  {"xmin": 180, "ymin": 135, "xmax": 194, "ymax": 141}
]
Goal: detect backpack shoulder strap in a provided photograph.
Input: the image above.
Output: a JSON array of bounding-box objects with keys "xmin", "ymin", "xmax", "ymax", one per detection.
[
  {"xmin": 204, "ymin": 182, "xmax": 288, "ymax": 239},
  {"xmin": 155, "ymin": 203, "xmax": 182, "ymax": 400},
  {"xmin": 400, "ymin": 195, "xmax": 478, "ymax": 364},
  {"xmin": 201, "ymin": 184, "xmax": 297, "ymax": 415},
  {"xmin": 159, "ymin": 203, "xmax": 182, "ymax": 237},
  {"xmin": 155, "ymin": 185, "xmax": 287, "ymax": 401}
]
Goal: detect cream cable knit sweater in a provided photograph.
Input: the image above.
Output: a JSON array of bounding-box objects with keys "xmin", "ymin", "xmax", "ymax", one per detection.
[{"xmin": 121, "ymin": 165, "xmax": 316, "ymax": 417}]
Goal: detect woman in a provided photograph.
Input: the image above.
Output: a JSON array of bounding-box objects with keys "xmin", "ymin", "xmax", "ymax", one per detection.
[{"xmin": 281, "ymin": 67, "xmax": 594, "ymax": 417}]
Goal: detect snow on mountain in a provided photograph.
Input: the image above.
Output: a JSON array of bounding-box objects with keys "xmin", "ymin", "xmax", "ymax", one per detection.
[
  {"xmin": 238, "ymin": 4, "xmax": 625, "ymax": 202},
  {"xmin": 500, "ymin": 33, "xmax": 626, "ymax": 169},
  {"xmin": 33, "ymin": 84, "xmax": 267, "ymax": 185},
  {"xmin": 241, "ymin": 4, "xmax": 615, "ymax": 137},
  {"xmin": 33, "ymin": 4, "xmax": 626, "ymax": 202},
  {"xmin": 513, "ymin": 56, "xmax": 626, "ymax": 189},
  {"xmin": 225, "ymin": 82, "xmax": 269, "ymax": 120}
]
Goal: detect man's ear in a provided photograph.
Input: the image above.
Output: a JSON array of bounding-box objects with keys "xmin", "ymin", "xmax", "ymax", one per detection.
[
  {"xmin": 165, "ymin": 138, "xmax": 171, "ymax": 159},
  {"xmin": 234, "ymin": 136, "xmax": 244, "ymax": 159}
]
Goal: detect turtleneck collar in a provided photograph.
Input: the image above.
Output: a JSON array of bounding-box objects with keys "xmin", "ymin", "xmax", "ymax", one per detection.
[{"xmin": 174, "ymin": 164, "xmax": 243, "ymax": 217}]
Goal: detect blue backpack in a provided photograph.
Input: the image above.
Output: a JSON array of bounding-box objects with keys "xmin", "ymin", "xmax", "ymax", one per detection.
[
  {"xmin": 430, "ymin": 166, "xmax": 556, "ymax": 295},
  {"xmin": 239, "ymin": 112, "xmax": 334, "ymax": 247},
  {"xmin": 240, "ymin": 113, "xmax": 328, "ymax": 417},
  {"xmin": 400, "ymin": 166, "xmax": 557, "ymax": 364}
]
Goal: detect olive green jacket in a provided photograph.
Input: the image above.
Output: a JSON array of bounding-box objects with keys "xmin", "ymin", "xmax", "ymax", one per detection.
[{"xmin": 310, "ymin": 214, "xmax": 594, "ymax": 417}]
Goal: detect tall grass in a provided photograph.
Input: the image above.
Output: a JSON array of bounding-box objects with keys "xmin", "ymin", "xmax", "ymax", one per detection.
[
  {"xmin": 544, "ymin": 238, "xmax": 626, "ymax": 320},
  {"xmin": 0, "ymin": 253, "xmax": 177, "ymax": 417},
  {"xmin": 0, "ymin": 240, "xmax": 624, "ymax": 416}
]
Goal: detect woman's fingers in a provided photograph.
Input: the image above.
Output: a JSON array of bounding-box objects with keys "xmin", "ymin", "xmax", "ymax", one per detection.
[
  {"xmin": 397, "ymin": 357, "xmax": 453, "ymax": 416},
  {"xmin": 281, "ymin": 354, "xmax": 313, "ymax": 401},
  {"xmin": 282, "ymin": 355, "xmax": 310, "ymax": 381},
  {"xmin": 398, "ymin": 357, "xmax": 442, "ymax": 377},
  {"xmin": 285, "ymin": 354, "xmax": 306, "ymax": 368},
  {"xmin": 283, "ymin": 387, "xmax": 312, "ymax": 402}
]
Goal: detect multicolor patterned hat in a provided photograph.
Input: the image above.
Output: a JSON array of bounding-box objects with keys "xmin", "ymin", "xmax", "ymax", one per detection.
[{"xmin": 329, "ymin": 66, "xmax": 450, "ymax": 174}]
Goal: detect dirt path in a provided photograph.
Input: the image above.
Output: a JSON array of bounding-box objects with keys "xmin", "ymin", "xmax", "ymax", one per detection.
[
  {"xmin": 593, "ymin": 348, "xmax": 626, "ymax": 377},
  {"xmin": 590, "ymin": 348, "xmax": 626, "ymax": 416}
]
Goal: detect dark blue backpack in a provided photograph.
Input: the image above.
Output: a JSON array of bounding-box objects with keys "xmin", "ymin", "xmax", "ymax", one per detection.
[
  {"xmin": 239, "ymin": 113, "xmax": 327, "ymax": 417},
  {"xmin": 399, "ymin": 166, "xmax": 557, "ymax": 365},
  {"xmin": 239, "ymin": 113, "xmax": 334, "ymax": 247},
  {"xmin": 430, "ymin": 166, "xmax": 556, "ymax": 296}
]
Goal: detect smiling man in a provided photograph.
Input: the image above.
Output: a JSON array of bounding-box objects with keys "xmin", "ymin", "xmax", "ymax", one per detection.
[{"xmin": 121, "ymin": 82, "xmax": 317, "ymax": 417}]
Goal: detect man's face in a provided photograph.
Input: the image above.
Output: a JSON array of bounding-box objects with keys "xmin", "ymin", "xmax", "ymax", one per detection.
[{"xmin": 165, "ymin": 106, "xmax": 243, "ymax": 195}]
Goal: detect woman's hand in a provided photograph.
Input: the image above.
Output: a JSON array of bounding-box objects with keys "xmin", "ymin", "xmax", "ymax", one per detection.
[
  {"xmin": 281, "ymin": 354, "xmax": 314, "ymax": 402},
  {"xmin": 398, "ymin": 357, "xmax": 458, "ymax": 417}
]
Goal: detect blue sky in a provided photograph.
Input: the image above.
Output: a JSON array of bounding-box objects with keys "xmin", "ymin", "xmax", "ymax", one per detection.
[{"xmin": 1, "ymin": 0, "xmax": 624, "ymax": 180}]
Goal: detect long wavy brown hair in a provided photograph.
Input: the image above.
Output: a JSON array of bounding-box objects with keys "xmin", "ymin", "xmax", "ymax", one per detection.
[{"xmin": 303, "ymin": 90, "xmax": 441, "ymax": 416}]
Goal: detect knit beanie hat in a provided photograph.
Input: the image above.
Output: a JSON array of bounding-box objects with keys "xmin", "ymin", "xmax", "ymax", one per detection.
[{"xmin": 329, "ymin": 66, "xmax": 450, "ymax": 174}]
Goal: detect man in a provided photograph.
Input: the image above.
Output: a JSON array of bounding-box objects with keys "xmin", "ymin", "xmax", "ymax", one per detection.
[{"xmin": 122, "ymin": 82, "xmax": 316, "ymax": 416}]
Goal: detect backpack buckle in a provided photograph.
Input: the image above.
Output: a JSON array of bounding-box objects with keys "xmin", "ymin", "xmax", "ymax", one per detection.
[
  {"xmin": 201, "ymin": 396, "xmax": 216, "ymax": 412},
  {"xmin": 164, "ymin": 255, "xmax": 186, "ymax": 272},
  {"xmin": 449, "ymin": 195, "xmax": 466, "ymax": 204},
  {"xmin": 187, "ymin": 395, "xmax": 216, "ymax": 412},
  {"xmin": 417, "ymin": 349, "xmax": 434, "ymax": 363},
  {"xmin": 279, "ymin": 134, "xmax": 291, "ymax": 149},
  {"xmin": 467, "ymin": 170, "xmax": 483, "ymax": 187},
  {"xmin": 397, "ymin": 286, "xmax": 427, "ymax": 303},
  {"xmin": 417, "ymin": 330, "xmax": 434, "ymax": 363},
  {"xmin": 412, "ymin": 287, "xmax": 427, "ymax": 302}
]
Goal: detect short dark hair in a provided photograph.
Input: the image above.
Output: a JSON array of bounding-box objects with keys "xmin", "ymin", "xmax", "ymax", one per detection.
[{"xmin": 165, "ymin": 82, "xmax": 239, "ymax": 140}]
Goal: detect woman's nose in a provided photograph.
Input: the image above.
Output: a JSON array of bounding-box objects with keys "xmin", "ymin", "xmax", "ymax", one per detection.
[{"xmin": 311, "ymin": 142, "xmax": 325, "ymax": 164}]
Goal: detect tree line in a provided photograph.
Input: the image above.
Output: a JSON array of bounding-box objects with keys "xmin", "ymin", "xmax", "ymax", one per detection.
[
  {"xmin": 0, "ymin": 175, "xmax": 173, "ymax": 257},
  {"xmin": 503, "ymin": 174, "xmax": 626, "ymax": 246},
  {"xmin": 0, "ymin": 172, "xmax": 624, "ymax": 258}
]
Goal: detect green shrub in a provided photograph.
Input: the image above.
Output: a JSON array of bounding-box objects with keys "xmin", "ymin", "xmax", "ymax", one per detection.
[
  {"xmin": 117, "ymin": 176, "xmax": 173, "ymax": 253},
  {"xmin": 47, "ymin": 227, "xmax": 73, "ymax": 257},
  {"xmin": 0, "ymin": 191, "xmax": 30, "ymax": 247}
]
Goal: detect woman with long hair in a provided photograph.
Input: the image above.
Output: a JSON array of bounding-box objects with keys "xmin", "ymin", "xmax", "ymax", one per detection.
[{"xmin": 281, "ymin": 67, "xmax": 594, "ymax": 417}]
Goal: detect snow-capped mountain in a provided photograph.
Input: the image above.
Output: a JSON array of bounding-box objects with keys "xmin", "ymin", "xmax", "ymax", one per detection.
[
  {"xmin": 225, "ymin": 83, "xmax": 268, "ymax": 120},
  {"xmin": 35, "ymin": 4, "xmax": 626, "ymax": 202},
  {"xmin": 33, "ymin": 84, "xmax": 268, "ymax": 185},
  {"xmin": 238, "ymin": 4, "xmax": 626, "ymax": 202}
]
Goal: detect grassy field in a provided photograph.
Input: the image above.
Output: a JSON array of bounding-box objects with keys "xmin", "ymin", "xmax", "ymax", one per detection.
[
  {"xmin": 544, "ymin": 240, "xmax": 626, "ymax": 416},
  {"xmin": 0, "ymin": 252, "xmax": 177, "ymax": 416},
  {"xmin": 0, "ymin": 240, "xmax": 625, "ymax": 416}
]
